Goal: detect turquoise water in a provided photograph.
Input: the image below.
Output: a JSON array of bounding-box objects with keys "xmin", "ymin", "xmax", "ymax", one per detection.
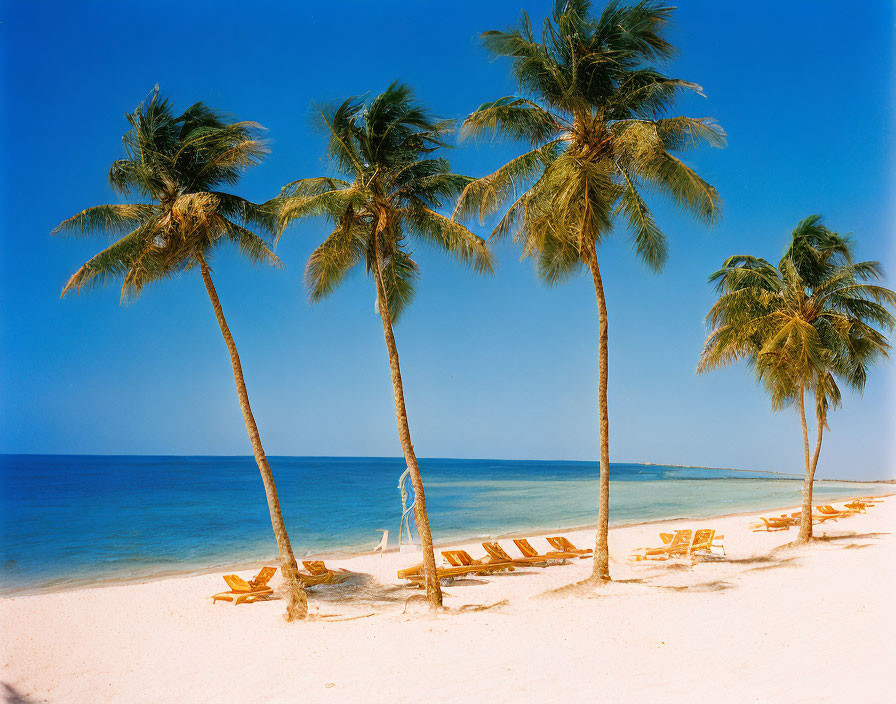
[{"xmin": 0, "ymin": 455, "xmax": 887, "ymax": 594}]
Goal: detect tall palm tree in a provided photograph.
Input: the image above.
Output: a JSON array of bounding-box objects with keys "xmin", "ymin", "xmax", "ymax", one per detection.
[
  {"xmin": 53, "ymin": 91, "xmax": 309, "ymax": 620},
  {"xmin": 276, "ymin": 83, "xmax": 493, "ymax": 608},
  {"xmin": 454, "ymin": 0, "xmax": 724, "ymax": 579},
  {"xmin": 698, "ymin": 216, "xmax": 895, "ymax": 541}
]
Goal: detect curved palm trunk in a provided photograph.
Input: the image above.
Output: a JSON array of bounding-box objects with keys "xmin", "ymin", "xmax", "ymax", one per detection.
[
  {"xmin": 199, "ymin": 256, "xmax": 308, "ymax": 620},
  {"xmin": 587, "ymin": 249, "xmax": 611, "ymax": 581},
  {"xmin": 797, "ymin": 389, "xmax": 825, "ymax": 543},
  {"xmin": 371, "ymin": 236, "xmax": 442, "ymax": 609}
]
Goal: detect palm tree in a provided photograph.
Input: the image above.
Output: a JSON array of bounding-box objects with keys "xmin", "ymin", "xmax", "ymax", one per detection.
[
  {"xmin": 53, "ymin": 91, "xmax": 309, "ymax": 620},
  {"xmin": 698, "ymin": 216, "xmax": 895, "ymax": 541},
  {"xmin": 454, "ymin": 0, "xmax": 724, "ymax": 579},
  {"xmin": 276, "ymin": 83, "xmax": 493, "ymax": 608}
]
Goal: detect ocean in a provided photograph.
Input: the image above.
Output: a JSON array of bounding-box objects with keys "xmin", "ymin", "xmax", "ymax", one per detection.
[{"xmin": 0, "ymin": 454, "xmax": 887, "ymax": 594}]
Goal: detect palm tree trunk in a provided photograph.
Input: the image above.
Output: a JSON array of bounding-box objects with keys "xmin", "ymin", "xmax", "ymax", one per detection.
[
  {"xmin": 797, "ymin": 391, "xmax": 826, "ymax": 543},
  {"xmin": 796, "ymin": 388, "xmax": 815, "ymax": 543},
  {"xmin": 371, "ymin": 233, "xmax": 442, "ymax": 609},
  {"xmin": 199, "ymin": 255, "xmax": 308, "ymax": 621},
  {"xmin": 587, "ymin": 247, "xmax": 611, "ymax": 581}
]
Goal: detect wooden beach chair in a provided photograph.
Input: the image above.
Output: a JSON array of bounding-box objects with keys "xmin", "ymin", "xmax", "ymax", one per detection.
[
  {"xmin": 689, "ymin": 529, "xmax": 725, "ymax": 557},
  {"xmin": 546, "ymin": 536, "xmax": 593, "ymax": 558},
  {"xmin": 789, "ymin": 511, "xmax": 838, "ymax": 525},
  {"xmin": 301, "ymin": 560, "xmax": 351, "ymax": 585},
  {"xmin": 752, "ymin": 515, "xmax": 793, "ymax": 532},
  {"xmin": 441, "ymin": 549, "xmax": 515, "ymax": 573},
  {"xmin": 630, "ymin": 530, "xmax": 693, "ymax": 562},
  {"xmin": 481, "ymin": 541, "xmax": 554, "ymax": 567},
  {"xmin": 844, "ymin": 499, "xmax": 880, "ymax": 513},
  {"xmin": 512, "ymin": 538, "xmax": 576, "ymax": 563},
  {"xmin": 211, "ymin": 566, "xmax": 277, "ymax": 604},
  {"xmin": 397, "ymin": 560, "xmax": 510, "ymax": 586},
  {"xmin": 816, "ymin": 505, "xmax": 850, "ymax": 519}
]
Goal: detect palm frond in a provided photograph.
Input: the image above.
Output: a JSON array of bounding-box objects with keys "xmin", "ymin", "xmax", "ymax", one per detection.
[
  {"xmin": 406, "ymin": 207, "xmax": 494, "ymax": 275},
  {"xmin": 303, "ymin": 220, "xmax": 365, "ymax": 302},
  {"xmin": 215, "ymin": 215, "xmax": 280, "ymax": 267},
  {"xmin": 460, "ymin": 97, "xmax": 562, "ymax": 145},
  {"xmin": 52, "ymin": 204, "xmax": 157, "ymax": 238},
  {"xmin": 452, "ymin": 140, "xmax": 562, "ymax": 222},
  {"xmin": 615, "ymin": 167, "xmax": 666, "ymax": 271},
  {"xmin": 378, "ymin": 248, "xmax": 419, "ymax": 322}
]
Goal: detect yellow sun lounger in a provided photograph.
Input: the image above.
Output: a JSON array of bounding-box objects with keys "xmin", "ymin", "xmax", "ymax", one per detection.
[
  {"xmin": 397, "ymin": 559, "xmax": 512, "ymax": 586},
  {"xmin": 441, "ymin": 549, "xmax": 515, "ymax": 572},
  {"xmin": 630, "ymin": 530, "xmax": 693, "ymax": 562},
  {"xmin": 753, "ymin": 515, "xmax": 794, "ymax": 532},
  {"xmin": 211, "ymin": 566, "xmax": 277, "ymax": 604},
  {"xmin": 844, "ymin": 501, "xmax": 868, "ymax": 513},
  {"xmin": 546, "ymin": 536, "xmax": 593, "ymax": 557},
  {"xmin": 788, "ymin": 511, "xmax": 839, "ymax": 525},
  {"xmin": 300, "ymin": 560, "xmax": 352, "ymax": 585},
  {"xmin": 481, "ymin": 541, "xmax": 556, "ymax": 567},
  {"xmin": 512, "ymin": 538, "xmax": 577, "ymax": 562},
  {"xmin": 816, "ymin": 505, "xmax": 850, "ymax": 519},
  {"xmin": 689, "ymin": 529, "xmax": 725, "ymax": 557}
]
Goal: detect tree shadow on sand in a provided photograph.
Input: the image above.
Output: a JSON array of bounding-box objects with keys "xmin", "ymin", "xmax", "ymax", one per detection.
[
  {"xmin": 814, "ymin": 532, "xmax": 889, "ymax": 542},
  {"xmin": 2, "ymin": 683, "xmax": 43, "ymax": 704},
  {"xmin": 651, "ymin": 580, "xmax": 734, "ymax": 593},
  {"xmin": 305, "ymin": 573, "xmax": 410, "ymax": 605}
]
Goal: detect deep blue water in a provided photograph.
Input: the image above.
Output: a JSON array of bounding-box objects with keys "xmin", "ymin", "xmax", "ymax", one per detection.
[{"xmin": 0, "ymin": 454, "xmax": 887, "ymax": 594}]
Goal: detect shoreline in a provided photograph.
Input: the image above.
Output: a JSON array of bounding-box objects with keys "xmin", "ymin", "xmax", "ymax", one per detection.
[{"xmin": 4, "ymin": 490, "xmax": 891, "ymax": 599}]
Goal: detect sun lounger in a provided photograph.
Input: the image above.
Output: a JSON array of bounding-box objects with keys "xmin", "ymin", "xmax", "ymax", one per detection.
[
  {"xmin": 753, "ymin": 516, "xmax": 793, "ymax": 532},
  {"xmin": 816, "ymin": 505, "xmax": 850, "ymax": 519},
  {"xmin": 481, "ymin": 541, "xmax": 555, "ymax": 567},
  {"xmin": 546, "ymin": 536, "xmax": 593, "ymax": 558},
  {"xmin": 689, "ymin": 529, "xmax": 725, "ymax": 557},
  {"xmin": 630, "ymin": 530, "xmax": 693, "ymax": 562},
  {"xmin": 441, "ymin": 549, "xmax": 515, "ymax": 573},
  {"xmin": 512, "ymin": 538, "xmax": 576, "ymax": 562},
  {"xmin": 844, "ymin": 501, "xmax": 868, "ymax": 513},
  {"xmin": 301, "ymin": 560, "xmax": 351, "ymax": 585},
  {"xmin": 789, "ymin": 511, "xmax": 838, "ymax": 525},
  {"xmin": 397, "ymin": 559, "xmax": 511, "ymax": 586},
  {"xmin": 211, "ymin": 567, "xmax": 277, "ymax": 604}
]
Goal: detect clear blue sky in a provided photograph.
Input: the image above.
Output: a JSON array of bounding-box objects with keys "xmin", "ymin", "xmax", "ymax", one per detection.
[{"xmin": 1, "ymin": 1, "xmax": 893, "ymax": 479}]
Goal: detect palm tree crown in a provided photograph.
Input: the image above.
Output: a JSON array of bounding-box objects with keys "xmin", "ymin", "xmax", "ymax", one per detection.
[
  {"xmin": 454, "ymin": 0, "xmax": 725, "ymax": 276},
  {"xmin": 699, "ymin": 215, "xmax": 895, "ymax": 418},
  {"xmin": 54, "ymin": 91, "xmax": 278, "ymax": 299},
  {"xmin": 277, "ymin": 82, "xmax": 493, "ymax": 314}
]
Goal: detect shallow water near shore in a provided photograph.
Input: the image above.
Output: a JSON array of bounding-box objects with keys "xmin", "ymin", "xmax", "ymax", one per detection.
[{"xmin": 0, "ymin": 454, "xmax": 887, "ymax": 594}]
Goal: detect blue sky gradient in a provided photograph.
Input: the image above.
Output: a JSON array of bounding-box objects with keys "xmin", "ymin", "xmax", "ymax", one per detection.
[{"xmin": 1, "ymin": 1, "xmax": 893, "ymax": 478}]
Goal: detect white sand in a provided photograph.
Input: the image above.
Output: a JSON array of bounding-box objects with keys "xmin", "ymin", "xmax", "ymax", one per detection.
[{"xmin": 2, "ymin": 496, "xmax": 893, "ymax": 703}]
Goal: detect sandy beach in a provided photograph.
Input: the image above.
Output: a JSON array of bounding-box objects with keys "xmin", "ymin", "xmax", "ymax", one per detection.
[{"xmin": 1, "ymin": 495, "xmax": 893, "ymax": 703}]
